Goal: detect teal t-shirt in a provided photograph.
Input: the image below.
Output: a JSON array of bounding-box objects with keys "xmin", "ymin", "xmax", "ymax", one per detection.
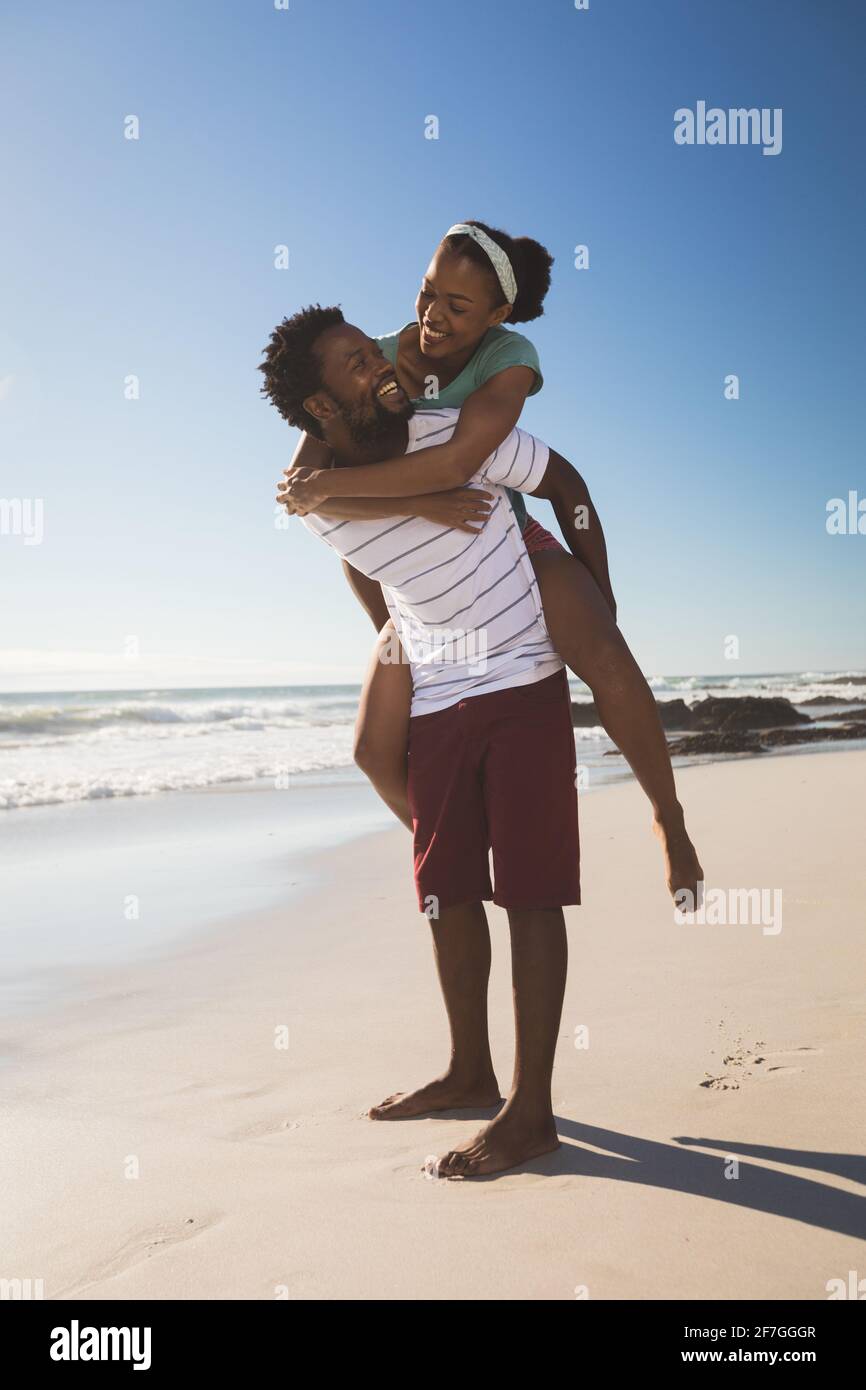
[{"xmin": 375, "ymin": 323, "xmax": 543, "ymax": 531}]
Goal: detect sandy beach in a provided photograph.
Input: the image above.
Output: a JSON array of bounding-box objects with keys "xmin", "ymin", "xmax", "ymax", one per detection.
[{"xmin": 1, "ymin": 746, "xmax": 863, "ymax": 1301}]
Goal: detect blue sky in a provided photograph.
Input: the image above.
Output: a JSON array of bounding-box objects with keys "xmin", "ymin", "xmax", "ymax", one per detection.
[{"xmin": 1, "ymin": 0, "xmax": 864, "ymax": 690}]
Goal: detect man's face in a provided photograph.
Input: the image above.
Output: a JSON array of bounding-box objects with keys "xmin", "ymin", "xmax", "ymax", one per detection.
[{"xmin": 310, "ymin": 323, "xmax": 414, "ymax": 446}]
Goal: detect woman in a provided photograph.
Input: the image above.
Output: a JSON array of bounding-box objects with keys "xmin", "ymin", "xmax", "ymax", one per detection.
[{"xmin": 278, "ymin": 221, "xmax": 703, "ymax": 900}]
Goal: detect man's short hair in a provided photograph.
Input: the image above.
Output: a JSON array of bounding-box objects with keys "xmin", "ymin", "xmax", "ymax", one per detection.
[{"xmin": 258, "ymin": 304, "xmax": 344, "ymax": 437}]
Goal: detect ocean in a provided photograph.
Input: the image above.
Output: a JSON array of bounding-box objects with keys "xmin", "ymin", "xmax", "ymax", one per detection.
[{"xmin": 2, "ymin": 671, "xmax": 865, "ymax": 812}]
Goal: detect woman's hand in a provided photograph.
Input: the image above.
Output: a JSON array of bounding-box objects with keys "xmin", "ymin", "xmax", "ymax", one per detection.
[
  {"xmin": 275, "ymin": 483, "xmax": 300, "ymax": 515},
  {"xmin": 276, "ymin": 466, "xmax": 332, "ymax": 515},
  {"xmin": 412, "ymin": 488, "xmax": 494, "ymax": 533}
]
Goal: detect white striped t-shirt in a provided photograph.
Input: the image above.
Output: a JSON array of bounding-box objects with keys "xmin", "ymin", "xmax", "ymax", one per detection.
[{"xmin": 301, "ymin": 409, "xmax": 563, "ymax": 716}]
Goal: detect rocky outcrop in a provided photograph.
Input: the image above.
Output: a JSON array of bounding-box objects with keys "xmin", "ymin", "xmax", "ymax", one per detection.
[
  {"xmin": 800, "ymin": 695, "xmax": 855, "ymax": 706},
  {"xmin": 762, "ymin": 723, "xmax": 866, "ymax": 747},
  {"xmin": 576, "ymin": 692, "xmax": 811, "ymax": 733},
  {"xmin": 665, "ymin": 722, "xmax": 866, "ymax": 757},
  {"xmin": 572, "ymin": 696, "xmax": 695, "ymax": 730},
  {"xmin": 655, "ymin": 698, "xmax": 695, "ymax": 730},
  {"xmin": 662, "ymin": 730, "xmax": 767, "ymax": 756},
  {"xmin": 570, "ymin": 701, "xmax": 601, "ymax": 727},
  {"xmin": 687, "ymin": 696, "xmax": 809, "ymax": 731},
  {"xmin": 576, "ymin": 687, "xmax": 866, "ymax": 757}
]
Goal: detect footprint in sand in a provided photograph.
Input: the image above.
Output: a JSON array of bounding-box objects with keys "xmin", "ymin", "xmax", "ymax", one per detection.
[
  {"xmin": 226, "ymin": 1103, "xmax": 351, "ymax": 1140},
  {"xmin": 227, "ymin": 1115, "xmax": 304, "ymax": 1140},
  {"xmin": 700, "ymin": 1043, "xmax": 821, "ymax": 1091},
  {"xmin": 55, "ymin": 1211, "xmax": 223, "ymax": 1297},
  {"xmin": 170, "ymin": 1080, "xmax": 281, "ymax": 1102},
  {"xmin": 749, "ymin": 1047, "xmax": 823, "ymax": 1079}
]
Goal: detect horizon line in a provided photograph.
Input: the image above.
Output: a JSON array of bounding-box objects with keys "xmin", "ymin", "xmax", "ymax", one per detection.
[{"xmin": 2, "ymin": 668, "xmax": 865, "ymax": 699}]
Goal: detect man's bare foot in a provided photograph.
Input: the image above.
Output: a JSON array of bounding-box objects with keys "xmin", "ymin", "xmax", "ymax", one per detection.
[
  {"xmin": 431, "ymin": 1102, "xmax": 559, "ymax": 1179},
  {"xmin": 653, "ymin": 807, "xmax": 704, "ymax": 903},
  {"xmin": 369, "ymin": 1068, "xmax": 501, "ymax": 1120}
]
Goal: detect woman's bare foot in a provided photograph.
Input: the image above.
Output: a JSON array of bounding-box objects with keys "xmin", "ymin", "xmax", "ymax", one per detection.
[
  {"xmin": 432, "ymin": 1101, "xmax": 559, "ymax": 1179},
  {"xmin": 653, "ymin": 806, "xmax": 704, "ymax": 903},
  {"xmin": 369, "ymin": 1068, "xmax": 501, "ymax": 1120}
]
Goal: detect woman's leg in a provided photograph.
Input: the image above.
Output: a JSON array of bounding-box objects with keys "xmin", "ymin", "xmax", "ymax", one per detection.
[
  {"xmin": 530, "ymin": 549, "xmax": 703, "ymax": 899},
  {"xmin": 353, "ymin": 620, "xmax": 413, "ymax": 830}
]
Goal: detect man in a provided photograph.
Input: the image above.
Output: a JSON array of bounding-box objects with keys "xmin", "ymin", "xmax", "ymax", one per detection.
[{"xmin": 260, "ymin": 305, "xmax": 588, "ymax": 1180}]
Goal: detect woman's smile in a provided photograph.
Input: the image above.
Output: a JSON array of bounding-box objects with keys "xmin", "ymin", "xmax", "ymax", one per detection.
[{"xmin": 420, "ymin": 321, "xmax": 450, "ymax": 347}]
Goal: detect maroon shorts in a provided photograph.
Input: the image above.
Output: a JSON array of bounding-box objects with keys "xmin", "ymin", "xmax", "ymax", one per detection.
[{"xmin": 406, "ymin": 669, "xmax": 580, "ymax": 914}]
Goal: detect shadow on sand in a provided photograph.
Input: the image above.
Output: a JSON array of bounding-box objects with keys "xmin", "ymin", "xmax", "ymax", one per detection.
[{"xmin": 459, "ymin": 1116, "xmax": 866, "ymax": 1238}]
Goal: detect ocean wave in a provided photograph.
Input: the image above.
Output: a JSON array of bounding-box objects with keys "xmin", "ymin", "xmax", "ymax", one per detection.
[
  {"xmin": 0, "ymin": 704, "xmax": 361, "ymax": 809},
  {"xmin": 0, "ymin": 751, "xmax": 360, "ymax": 810},
  {"xmin": 2, "ymin": 674, "xmax": 863, "ymax": 811},
  {"xmin": 0, "ymin": 697, "xmax": 358, "ymax": 738},
  {"xmin": 646, "ymin": 675, "xmax": 705, "ymax": 692}
]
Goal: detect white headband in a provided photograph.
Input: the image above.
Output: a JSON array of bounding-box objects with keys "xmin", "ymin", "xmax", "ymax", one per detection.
[{"xmin": 445, "ymin": 223, "xmax": 518, "ymax": 305}]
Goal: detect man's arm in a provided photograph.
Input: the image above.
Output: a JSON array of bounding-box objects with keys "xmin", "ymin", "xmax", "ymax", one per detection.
[
  {"xmin": 290, "ymin": 431, "xmax": 335, "ymax": 471},
  {"xmin": 529, "ymin": 449, "xmax": 617, "ymax": 618}
]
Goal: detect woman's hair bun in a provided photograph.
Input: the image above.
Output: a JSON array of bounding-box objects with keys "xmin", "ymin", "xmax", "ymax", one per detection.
[{"xmin": 443, "ymin": 220, "xmax": 553, "ymax": 323}]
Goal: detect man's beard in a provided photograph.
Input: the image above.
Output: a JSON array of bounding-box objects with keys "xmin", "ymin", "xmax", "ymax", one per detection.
[{"xmin": 338, "ymin": 393, "xmax": 415, "ymax": 449}]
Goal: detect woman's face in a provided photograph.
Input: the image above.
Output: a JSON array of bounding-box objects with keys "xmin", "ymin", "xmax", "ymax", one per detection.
[{"xmin": 414, "ymin": 245, "xmax": 511, "ymax": 358}]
